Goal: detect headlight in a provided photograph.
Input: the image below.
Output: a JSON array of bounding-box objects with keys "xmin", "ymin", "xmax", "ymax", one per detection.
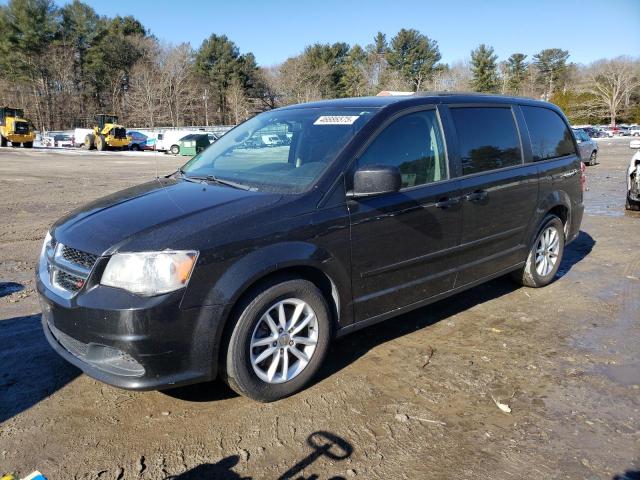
[{"xmin": 101, "ymin": 250, "xmax": 198, "ymax": 296}]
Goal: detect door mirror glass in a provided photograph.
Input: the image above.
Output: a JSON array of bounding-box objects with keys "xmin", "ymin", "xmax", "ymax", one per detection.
[
  {"xmin": 352, "ymin": 165, "xmax": 401, "ymax": 197},
  {"xmin": 630, "ymin": 139, "xmax": 640, "ymax": 149}
]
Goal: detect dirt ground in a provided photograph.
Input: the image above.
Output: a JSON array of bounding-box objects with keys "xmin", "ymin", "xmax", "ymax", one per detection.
[{"xmin": 1, "ymin": 141, "xmax": 638, "ymax": 479}]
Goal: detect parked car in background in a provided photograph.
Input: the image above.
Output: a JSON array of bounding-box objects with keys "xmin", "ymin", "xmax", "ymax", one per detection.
[
  {"xmin": 599, "ymin": 126, "xmax": 616, "ymax": 137},
  {"xmin": 630, "ymin": 126, "xmax": 640, "ymax": 137},
  {"xmin": 54, "ymin": 133, "xmax": 74, "ymax": 147},
  {"xmin": 128, "ymin": 131, "xmax": 153, "ymax": 151},
  {"xmin": 618, "ymin": 126, "xmax": 631, "ymax": 136},
  {"xmin": 573, "ymin": 128, "xmax": 599, "ymax": 166},
  {"xmin": 582, "ymin": 127, "xmax": 605, "ymax": 138},
  {"xmin": 38, "ymin": 93, "xmax": 585, "ymax": 402},
  {"xmin": 626, "ymin": 139, "xmax": 640, "ymax": 210}
]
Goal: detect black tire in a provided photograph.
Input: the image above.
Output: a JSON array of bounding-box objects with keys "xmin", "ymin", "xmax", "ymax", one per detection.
[
  {"xmin": 0, "ymin": 136, "xmax": 7, "ymax": 147},
  {"xmin": 12, "ymin": 142, "xmax": 21, "ymax": 147},
  {"xmin": 511, "ymin": 215, "xmax": 565, "ymax": 288},
  {"xmin": 626, "ymin": 194, "xmax": 640, "ymax": 211},
  {"xmin": 85, "ymin": 134, "xmax": 95, "ymax": 150},
  {"xmin": 130, "ymin": 143, "xmax": 141, "ymax": 151},
  {"xmin": 23, "ymin": 141, "xmax": 33, "ymax": 148},
  {"xmin": 170, "ymin": 144, "xmax": 180, "ymax": 155},
  {"xmin": 96, "ymin": 134, "xmax": 107, "ymax": 151},
  {"xmin": 223, "ymin": 277, "xmax": 332, "ymax": 402},
  {"xmin": 589, "ymin": 151, "xmax": 598, "ymax": 166}
]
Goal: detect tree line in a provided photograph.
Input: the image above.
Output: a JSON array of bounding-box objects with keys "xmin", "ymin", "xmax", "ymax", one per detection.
[{"xmin": 1, "ymin": 0, "xmax": 638, "ymax": 131}]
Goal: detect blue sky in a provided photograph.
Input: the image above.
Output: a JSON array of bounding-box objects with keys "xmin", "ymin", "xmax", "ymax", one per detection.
[{"xmin": 49, "ymin": 0, "xmax": 640, "ymax": 66}]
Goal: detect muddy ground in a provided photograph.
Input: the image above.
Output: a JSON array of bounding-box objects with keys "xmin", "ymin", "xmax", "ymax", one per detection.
[{"xmin": 0, "ymin": 141, "xmax": 638, "ymax": 479}]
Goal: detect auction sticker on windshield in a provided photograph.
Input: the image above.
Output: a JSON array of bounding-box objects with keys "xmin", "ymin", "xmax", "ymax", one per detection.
[{"xmin": 313, "ymin": 115, "xmax": 360, "ymax": 125}]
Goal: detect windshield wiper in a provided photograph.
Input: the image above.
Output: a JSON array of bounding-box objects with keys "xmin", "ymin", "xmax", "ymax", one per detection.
[
  {"xmin": 176, "ymin": 168, "xmax": 203, "ymax": 184},
  {"xmin": 182, "ymin": 172, "xmax": 253, "ymax": 191}
]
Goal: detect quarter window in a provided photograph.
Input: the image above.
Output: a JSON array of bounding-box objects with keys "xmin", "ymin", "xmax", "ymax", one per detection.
[
  {"xmin": 522, "ymin": 106, "xmax": 576, "ymax": 161},
  {"xmin": 450, "ymin": 107, "xmax": 522, "ymax": 175},
  {"xmin": 357, "ymin": 110, "xmax": 447, "ymax": 188}
]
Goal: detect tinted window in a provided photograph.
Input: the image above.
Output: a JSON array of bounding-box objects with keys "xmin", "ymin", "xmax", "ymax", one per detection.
[
  {"xmin": 358, "ymin": 110, "xmax": 447, "ymax": 188},
  {"xmin": 450, "ymin": 107, "xmax": 522, "ymax": 175},
  {"xmin": 523, "ymin": 106, "xmax": 576, "ymax": 161}
]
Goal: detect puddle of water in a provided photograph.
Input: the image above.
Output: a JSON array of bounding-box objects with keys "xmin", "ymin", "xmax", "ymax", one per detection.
[{"xmin": 595, "ymin": 363, "xmax": 640, "ymax": 386}]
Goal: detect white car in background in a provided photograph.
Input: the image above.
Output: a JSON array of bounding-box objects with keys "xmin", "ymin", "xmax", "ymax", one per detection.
[
  {"xmin": 629, "ymin": 126, "xmax": 640, "ymax": 137},
  {"xmin": 626, "ymin": 139, "xmax": 640, "ymax": 211}
]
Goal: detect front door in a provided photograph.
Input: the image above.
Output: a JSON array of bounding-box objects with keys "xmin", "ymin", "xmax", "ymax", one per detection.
[{"xmin": 348, "ymin": 108, "xmax": 462, "ymax": 322}]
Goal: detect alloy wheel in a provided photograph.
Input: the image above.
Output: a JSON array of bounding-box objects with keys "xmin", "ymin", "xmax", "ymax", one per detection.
[
  {"xmin": 535, "ymin": 226, "xmax": 560, "ymax": 277},
  {"xmin": 249, "ymin": 298, "xmax": 319, "ymax": 384}
]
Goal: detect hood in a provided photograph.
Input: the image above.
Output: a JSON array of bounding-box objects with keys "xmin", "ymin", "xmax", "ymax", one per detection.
[{"xmin": 52, "ymin": 178, "xmax": 283, "ymax": 255}]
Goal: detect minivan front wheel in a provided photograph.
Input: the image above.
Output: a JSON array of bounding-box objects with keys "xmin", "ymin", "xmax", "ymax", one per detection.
[
  {"xmin": 512, "ymin": 215, "xmax": 565, "ymax": 288},
  {"xmin": 223, "ymin": 278, "xmax": 331, "ymax": 402}
]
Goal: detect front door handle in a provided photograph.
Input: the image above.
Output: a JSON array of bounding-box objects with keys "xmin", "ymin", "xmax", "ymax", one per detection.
[
  {"xmin": 435, "ymin": 197, "xmax": 461, "ymax": 209},
  {"xmin": 464, "ymin": 190, "xmax": 488, "ymax": 202}
]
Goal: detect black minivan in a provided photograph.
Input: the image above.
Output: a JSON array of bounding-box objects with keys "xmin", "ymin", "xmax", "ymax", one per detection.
[{"xmin": 37, "ymin": 94, "xmax": 584, "ymax": 401}]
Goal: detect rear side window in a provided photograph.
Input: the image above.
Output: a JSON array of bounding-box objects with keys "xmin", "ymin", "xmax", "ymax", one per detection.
[
  {"xmin": 450, "ymin": 107, "xmax": 522, "ymax": 176},
  {"xmin": 522, "ymin": 106, "xmax": 576, "ymax": 161},
  {"xmin": 358, "ymin": 109, "xmax": 447, "ymax": 188}
]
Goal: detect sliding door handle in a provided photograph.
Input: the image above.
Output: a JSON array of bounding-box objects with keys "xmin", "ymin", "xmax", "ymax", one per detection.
[
  {"xmin": 464, "ymin": 190, "xmax": 488, "ymax": 202},
  {"xmin": 435, "ymin": 197, "xmax": 461, "ymax": 209}
]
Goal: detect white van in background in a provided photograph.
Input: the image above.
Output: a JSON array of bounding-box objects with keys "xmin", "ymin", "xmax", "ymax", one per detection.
[
  {"xmin": 74, "ymin": 128, "xmax": 93, "ymax": 147},
  {"xmin": 155, "ymin": 129, "xmax": 202, "ymax": 154}
]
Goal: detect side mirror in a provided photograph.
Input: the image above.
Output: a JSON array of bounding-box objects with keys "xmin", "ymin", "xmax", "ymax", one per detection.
[
  {"xmin": 630, "ymin": 139, "xmax": 640, "ymax": 149},
  {"xmin": 350, "ymin": 165, "xmax": 402, "ymax": 198}
]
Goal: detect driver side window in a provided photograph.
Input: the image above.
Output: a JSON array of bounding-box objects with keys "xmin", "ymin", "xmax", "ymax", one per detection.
[{"xmin": 357, "ymin": 110, "xmax": 448, "ymax": 188}]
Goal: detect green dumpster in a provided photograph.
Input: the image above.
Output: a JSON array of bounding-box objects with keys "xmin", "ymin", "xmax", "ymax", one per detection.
[{"xmin": 177, "ymin": 133, "xmax": 210, "ymax": 156}]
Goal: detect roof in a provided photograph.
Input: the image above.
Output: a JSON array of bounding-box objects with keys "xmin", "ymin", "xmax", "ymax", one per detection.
[{"xmin": 279, "ymin": 92, "xmax": 557, "ymax": 111}]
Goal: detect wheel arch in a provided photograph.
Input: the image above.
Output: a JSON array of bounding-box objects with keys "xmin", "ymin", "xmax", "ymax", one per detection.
[
  {"xmin": 531, "ymin": 191, "xmax": 572, "ymax": 245},
  {"xmin": 195, "ymin": 242, "xmax": 350, "ymax": 379}
]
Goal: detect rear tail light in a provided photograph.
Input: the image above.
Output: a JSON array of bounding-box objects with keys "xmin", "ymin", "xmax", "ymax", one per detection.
[{"xmin": 580, "ymin": 161, "xmax": 586, "ymax": 192}]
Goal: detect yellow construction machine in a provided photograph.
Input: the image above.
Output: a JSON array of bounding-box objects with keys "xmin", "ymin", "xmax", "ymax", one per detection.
[
  {"xmin": 84, "ymin": 114, "xmax": 131, "ymax": 150},
  {"xmin": 0, "ymin": 107, "xmax": 36, "ymax": 148}
]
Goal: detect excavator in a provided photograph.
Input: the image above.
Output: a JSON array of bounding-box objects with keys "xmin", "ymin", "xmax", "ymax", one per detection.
[
  {"xmin": 84, "ymin": 114, "xmax": 131, "ymax": 150},
  {"xmin": 0, "ymin": 107, "xmax": 36, "ymax": 148}
]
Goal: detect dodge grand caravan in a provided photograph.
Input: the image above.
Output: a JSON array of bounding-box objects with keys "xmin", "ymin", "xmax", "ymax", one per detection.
[{"xmin": 37, "ymin": 94, "xmax": 584, "ymax": 401}]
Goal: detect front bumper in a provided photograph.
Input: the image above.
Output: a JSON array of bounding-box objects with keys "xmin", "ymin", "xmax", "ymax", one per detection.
[
  {"xmin": 6, "ymin": 133, "xmax": 35, "ymax": 143},
  {"xmin": 37, "ymin": 272, "xmax": 224, "ymax": 391}
]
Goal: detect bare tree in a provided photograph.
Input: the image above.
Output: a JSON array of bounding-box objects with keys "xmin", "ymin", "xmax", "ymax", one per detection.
[
  {"xmin": 431, "ymin": 61, "xmax": 472, "ymax": 92},
  {"xmin": 159, "ymin": 43, "xmax": 194, "ymax": 127},
  {"xmin": 226, "ymin": 76, "xmax": 250, "ymax": 124},
  {"xmin": 580, "ymin": 57, "xmax": 640, "ymax": 126}
]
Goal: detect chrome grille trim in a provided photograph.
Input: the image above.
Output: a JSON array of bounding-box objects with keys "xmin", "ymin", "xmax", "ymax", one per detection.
[{"xmin": 40, "ymin": 239, "xmax": 99, "ymax": 298}]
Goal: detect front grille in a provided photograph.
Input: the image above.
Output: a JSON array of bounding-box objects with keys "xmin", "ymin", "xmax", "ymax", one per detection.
[
  {"xmin": 41, "ymin": 240, "xmax": 98, "ymax": 296},
  {"xmin": 61, "ymin": 245, "xmax": 98, "ymax": 269},
  {"xmin": 56, "ymin": 270, "xmax": 85, "ymax": 292},
  {"xmin": 49, "ymin": 322, "xmax": 145, "ymax": 377},
  {"xmin": 113, "ymin": 127, "xmax": 127, "ymax": 139},
  {"xmin": 50, "ymin": 323, "xmax": 89, "ymax": 357},
  {"xmin": 14, "ymin": 121, "xmax": 29, "ymax": 134}
]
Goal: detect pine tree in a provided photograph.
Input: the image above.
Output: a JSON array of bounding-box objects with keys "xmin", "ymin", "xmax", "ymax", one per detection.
[
  {"xmin": 470, "ymin": 44, "xmax": 499, "ymax": 93},
  {"xmin": 533, "ymin": 48, "xmax": 570, "ymax": 100},
  {"xmin": 386, "ymin": 29, "xmax": 442, "ymax": 91},
  {"xmin": 505, "ymin": 53, "xmax": 528, "ymax": 94}
]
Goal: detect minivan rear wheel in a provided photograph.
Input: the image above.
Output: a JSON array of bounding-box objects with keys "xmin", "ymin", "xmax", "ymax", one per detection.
[
  {"xmin": 511, "ymin": 215, "xmax": 565, "ymax": 288},
  {"xmin": 223, "ymin": 278, "xmax": 331, "ymax": 402}
]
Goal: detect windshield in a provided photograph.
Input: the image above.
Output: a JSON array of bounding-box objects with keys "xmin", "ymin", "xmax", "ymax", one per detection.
[{"xmin": 181, "ymin": 107, "xmax": 378, "ymax": 193}]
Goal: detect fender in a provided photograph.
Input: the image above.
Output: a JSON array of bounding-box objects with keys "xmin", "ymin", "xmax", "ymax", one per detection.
[{"xmin": 193, "ymin": 241, "xmax": 352, "ymax": 380}]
